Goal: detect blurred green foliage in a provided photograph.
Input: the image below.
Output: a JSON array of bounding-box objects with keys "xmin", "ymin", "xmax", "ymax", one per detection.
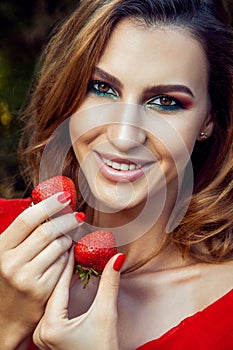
[
  {"xmin": 0, "ymin": 0, "xmax": 232, "ymax": 198},
  {"xmin": 0, "ymin": 0, "xmax": 77, "ymax": 197}
]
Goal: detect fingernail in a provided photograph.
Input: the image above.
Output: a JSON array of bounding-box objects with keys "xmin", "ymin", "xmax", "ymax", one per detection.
[
  {"xmin": 75, "ymin": 212, "xmax": 86, "ymax": 222},
  {"xmin": 57, "ymin": 192, "xmax": 71, "ymax": 204},
  {"xmin": 113, "ymin": 254, "xmax": 126, "ymax": 272}
]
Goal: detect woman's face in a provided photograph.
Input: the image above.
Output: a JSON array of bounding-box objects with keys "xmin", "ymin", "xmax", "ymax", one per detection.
[{"xmin": 70, "ymin": 19, "xmax": 212, "ymax": 213}]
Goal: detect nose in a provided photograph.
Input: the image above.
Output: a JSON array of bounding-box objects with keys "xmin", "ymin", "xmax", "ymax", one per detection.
[{"xmin": 106, "ymin": 104, "xmax": 146, "ymax": 152}]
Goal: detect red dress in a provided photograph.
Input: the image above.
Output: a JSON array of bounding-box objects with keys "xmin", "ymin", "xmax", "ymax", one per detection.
[
  {"xmin": 1, "ymin": 198, "xmax": 233, "ymax": 350},
  {"xmin": 0, "ymin": 197, "xmax": 31, "ymax": 233},
  {"xmin": 0, "ymin": 198, "xmax": 36, "ymax": 350},
  {"xmin": 135, "ymin": 289, "xmax": 233, "ymax": 349}
]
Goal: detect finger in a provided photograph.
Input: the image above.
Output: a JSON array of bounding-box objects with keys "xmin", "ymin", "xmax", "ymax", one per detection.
[
  {"xmin": 30, "ymin": 235, "xmax": 72, "ymax": 275},
  {"xmin": 16, "ymin": 212, "xmax": 80, "ymax": 262},
  {"xmin": 33, "ymin": 253, "xmax": 74, "ymax": 349},
  {"xmin": 33, "ymin": 317, "xmax": 51, "ymax": 350},
  {"xmin": 43, "ymin": 251, "xmax": 75, "ymax": 319},
  {"xmin": 93, "ymin": 253, "xmax": 126, "ymax": 315},
  {"xmin": 0, "ymin": 192, "xmax": 72, "ymax": 249},
  {"xmin": 36, "ymin": 251, "xmax": 70, "ymax": 299}
]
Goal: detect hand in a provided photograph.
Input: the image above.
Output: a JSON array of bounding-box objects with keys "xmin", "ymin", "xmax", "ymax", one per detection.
[
  {"xmin": 33, "ymin": 251, "xmax": 126, "ymax": 350},
  {"xmin": 0, "ymin": 193, "xmax": 81, "ymax": 349}
]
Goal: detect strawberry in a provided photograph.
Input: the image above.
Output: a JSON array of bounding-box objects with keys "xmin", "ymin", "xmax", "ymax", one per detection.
[
  {"xmin": 74, "ymin": 230, "xmax": 117, "ymax": 287},
  {"xmin": 32, "ymin": 176, "xmax": 77, "ymax": 211}
]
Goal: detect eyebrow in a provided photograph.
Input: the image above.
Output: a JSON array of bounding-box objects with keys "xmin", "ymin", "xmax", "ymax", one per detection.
[
  {"xmin": 93, "ymin": 67, "xmax": 123, "ymax": 89},
  {"xmin": 144, "ymin": 85, "xmax": 195, "ymax": 98},
  {"xmin": 93, "ymin": 67, "xmax": 194, "ymax": 98}
]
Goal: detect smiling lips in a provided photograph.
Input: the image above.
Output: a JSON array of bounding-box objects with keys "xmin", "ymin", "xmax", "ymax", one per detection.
[
  {"xmin": 102, "ymin": 157, "xmax": 142, "ymax": 171},
  {"xmin": 94, "ymin": 152, "xmax": 154, "ymax": 182}
]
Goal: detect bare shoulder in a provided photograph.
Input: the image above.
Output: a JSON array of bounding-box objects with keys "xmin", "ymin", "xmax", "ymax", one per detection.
[
  {"xmin": 197, "ymin": 260, "xmax": 233, "ymax": 306},
  {"xmin": 202, "ymin": 259, "xmax": 233, "ymax": 283}
]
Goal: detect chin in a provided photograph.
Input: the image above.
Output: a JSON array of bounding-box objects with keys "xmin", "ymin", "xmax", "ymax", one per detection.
[{"xmin": 93, "ymin": 194, "xmax": 144, "ymax": 213}]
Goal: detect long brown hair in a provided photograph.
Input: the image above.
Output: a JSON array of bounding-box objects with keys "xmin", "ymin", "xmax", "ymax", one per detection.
[{"xmin": 19, "ymin": 0, "xmax": 233, "ymax": 262}]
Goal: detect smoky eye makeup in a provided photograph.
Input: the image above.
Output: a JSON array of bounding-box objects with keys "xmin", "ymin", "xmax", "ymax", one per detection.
[
  {"xmin": 87, "ymin": 71, "xmax": 194, "ymax": 111},
  {"xmin": 88, "ymin": 79, "xmax": 119, "ymax": 99},
  {"xmin": 145, "ymin": 94, "xmax": 186, "ymax": 112}
]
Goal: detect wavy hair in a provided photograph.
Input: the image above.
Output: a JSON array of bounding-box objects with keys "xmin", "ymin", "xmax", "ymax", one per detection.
[{"xmin": 18, "ymin": 0, "xmax": 233, "ymax": 262}]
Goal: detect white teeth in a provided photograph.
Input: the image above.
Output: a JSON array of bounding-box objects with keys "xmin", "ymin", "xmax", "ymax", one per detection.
[
  {"xmin": 129, "ymin": 164, "xmax": 136, "ymax": 170},
  {"xmin": 103, "ymin": 158, "xmax": 142, "ymax": 171},
  {"xmin": 112, "ymin": 162, "xmax": 120, "ymax": 170},
  {"xmin": 120, "ymin": 163, "xmax": 130, "ymax": 171},
  {"xmin": 106, "ymin": 159, "xmax": 112, "ymax": 166}
]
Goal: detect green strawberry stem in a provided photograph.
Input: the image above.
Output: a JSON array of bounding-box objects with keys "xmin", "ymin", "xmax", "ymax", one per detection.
[{"xmin": 75, "ymin": 263, "xmax": 101, "ymax": 288}]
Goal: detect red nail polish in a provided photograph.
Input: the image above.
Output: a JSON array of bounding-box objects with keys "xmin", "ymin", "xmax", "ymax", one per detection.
[
  {"xmin": 57, "ymin": 192, "xmax": 71, "ymax": 204},
  {"xmin": 113, "ymin": 254, "xmax": 126, "ymax": 272},
  {"xmin": 75, "ymin": 212, "xmax": 86, "ymax": 222}
]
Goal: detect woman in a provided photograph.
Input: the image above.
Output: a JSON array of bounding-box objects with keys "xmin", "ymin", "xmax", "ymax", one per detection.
[{"xmin": 1, "ymin": 0, "xmax": 233, "ymax": 349}]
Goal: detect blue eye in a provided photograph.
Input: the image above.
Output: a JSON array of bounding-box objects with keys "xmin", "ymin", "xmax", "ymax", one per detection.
[
  {"xmin": 146, "ymin": 95, "xmax": 184, "ymax": 111},
  {"xmin": 88, "ymin": 80, "xmax": 118, "ymax": 99}
]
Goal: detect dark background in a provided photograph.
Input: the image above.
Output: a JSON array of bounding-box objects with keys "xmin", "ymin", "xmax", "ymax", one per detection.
[{"xmin": 0, "ymin": 0, "xmax": 232, "ymax": 198}]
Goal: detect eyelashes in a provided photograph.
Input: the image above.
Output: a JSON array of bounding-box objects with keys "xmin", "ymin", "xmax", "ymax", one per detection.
[
  {"xmin": 146, "ymin": 95, "xmax": 185, "ymax": 111},
  {"xmin": 88, "ymin": 80, "xmax": 119, "ymax": 99},
  {"xmin": 88, "ymin": 79, "xmax": 185, "ymax": 112}
]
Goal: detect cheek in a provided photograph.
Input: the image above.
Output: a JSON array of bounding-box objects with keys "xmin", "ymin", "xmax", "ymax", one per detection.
[
  {"xmin": 178, "ymin": 128, "xmax": 198, "ymax": 155},
  {"xmin": 180, "ymin": 119, "xmax": 206, "ymax": 155},
  {"xmin": 146, "ymin": 122, "xmax": 194, "ymax": 173},
  {"xmin": 153, "ymin": 113, "xmax": 206, "ymax": 160},
  {"xmin": 71, "ymin": 138, "xmax": 93, "ymax": 171}
]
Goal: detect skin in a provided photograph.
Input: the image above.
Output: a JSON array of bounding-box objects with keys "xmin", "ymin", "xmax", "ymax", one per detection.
[
  {"xmin": 70, "ymin": 21, "xmax": 212, "ymax": 218},
  {"xmin": 2, "ymin": 19, "xmax": 232, "ymax": 350},
  {"xmin": 34, "ymin": 20, "xmax": 233, "ymax": 350},
  {"xmin": 69, "ymin": 19, "xmax": 214, "ymax": 254},
  {"xmin": 0, "ymin": 194, "xmax": 78, "ymax": 349}
]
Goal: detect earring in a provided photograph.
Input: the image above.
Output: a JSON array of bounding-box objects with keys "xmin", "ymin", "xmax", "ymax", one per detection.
[{"xmin": 199, "ymin": 131, "xmax": 208, "ymax": 140}]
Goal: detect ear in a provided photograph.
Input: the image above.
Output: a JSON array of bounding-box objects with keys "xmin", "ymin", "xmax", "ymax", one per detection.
[{"xmin": 197, "ymin": 113, "xmax": 214, "ymax": 141}]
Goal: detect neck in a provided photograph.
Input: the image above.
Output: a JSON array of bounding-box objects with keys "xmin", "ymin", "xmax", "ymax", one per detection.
[{"xmin": 87, "ymin": 187, "xmax": 191, "ymax": 274}]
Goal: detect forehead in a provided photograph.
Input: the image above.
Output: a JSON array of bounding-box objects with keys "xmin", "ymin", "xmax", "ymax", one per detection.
[{"xmin": 97, "ymin": 19, "xmax": 208, "ymax": 93}]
